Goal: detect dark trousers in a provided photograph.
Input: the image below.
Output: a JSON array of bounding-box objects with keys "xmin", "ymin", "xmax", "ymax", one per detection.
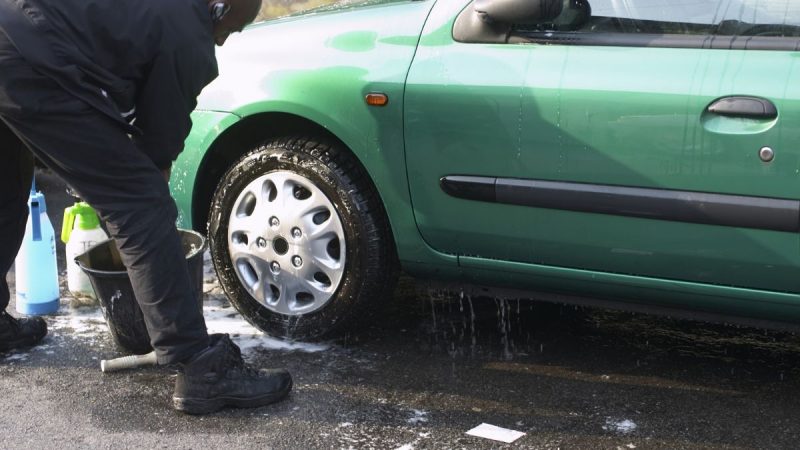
[{"xmin": 0, "ymin": 30, "xmax": 208, "ymax": 364}]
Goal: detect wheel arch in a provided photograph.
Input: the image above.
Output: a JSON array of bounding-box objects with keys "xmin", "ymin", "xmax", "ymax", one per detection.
[{"xmin": 191, "ymin": 112, "xmax": 392, "ymax": 251}]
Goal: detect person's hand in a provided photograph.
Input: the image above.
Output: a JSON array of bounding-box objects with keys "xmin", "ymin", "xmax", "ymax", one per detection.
[{"xmin": 162, "ymin": 165, "xmax": 172, "ymax": 183}]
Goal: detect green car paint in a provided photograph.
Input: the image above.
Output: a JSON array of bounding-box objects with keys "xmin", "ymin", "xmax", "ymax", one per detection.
[
  {"xmin": 172, "ymin": 110, "xmax": 241, "ymax": 230},
  {"xmin": 405, "ymin": 1, "xmax": 800, "ymax": 315},
  {"xmin": 180, "ymin": 0, "xmax": 455, "ymax": 272},
  {"xmin": 173, "ymin": 0, "xmax": 800, "ymax": 329}
]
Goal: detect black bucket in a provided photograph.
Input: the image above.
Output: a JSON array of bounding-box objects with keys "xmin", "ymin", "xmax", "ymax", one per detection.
[{"xmin": 75, "ymin": 229, "xmax": 206, "ymax": 354}]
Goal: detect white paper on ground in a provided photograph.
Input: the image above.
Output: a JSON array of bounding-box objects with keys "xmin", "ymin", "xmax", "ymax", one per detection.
[{"xmin": 466, "ymin": 423, "xmax": 526, "ymax": 443}]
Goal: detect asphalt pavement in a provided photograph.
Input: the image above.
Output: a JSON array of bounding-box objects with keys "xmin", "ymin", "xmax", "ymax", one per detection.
[{"xmin": 2, "ymin": 169, "xmax": 800, "ymax": 450}]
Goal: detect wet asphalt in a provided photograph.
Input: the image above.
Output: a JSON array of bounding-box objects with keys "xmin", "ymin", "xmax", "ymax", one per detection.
[{"xmin": 2, "ymin": 170, "xmax": 800, "ymax": 449}]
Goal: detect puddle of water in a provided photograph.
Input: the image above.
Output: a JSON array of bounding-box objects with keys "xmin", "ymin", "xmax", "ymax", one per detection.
[
  {"xmin": 405, "ymin": 287, "xmax": 550, "ymax": 361},
  {"xmin": 383, "ymin": 283, "xmax": 800, "ymax": 380}
]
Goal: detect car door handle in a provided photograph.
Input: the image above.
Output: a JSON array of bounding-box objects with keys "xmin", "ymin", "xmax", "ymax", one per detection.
[{"xmin": 706, "ymin": 96, "xmax": 777, "ymax": 119}]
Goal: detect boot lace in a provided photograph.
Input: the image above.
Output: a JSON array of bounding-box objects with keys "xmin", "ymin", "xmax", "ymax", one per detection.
[{"xmin": 221, "ymin": 340, "xmax": 260, "ymax": 378}]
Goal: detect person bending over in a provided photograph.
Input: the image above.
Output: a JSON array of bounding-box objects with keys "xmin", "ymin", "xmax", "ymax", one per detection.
[{"xmin": 0, "ymin": 0, "xmax": 292, "ymax": 415}]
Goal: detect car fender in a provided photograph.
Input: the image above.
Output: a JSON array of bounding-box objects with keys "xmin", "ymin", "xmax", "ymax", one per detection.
[{"xmin": 176, "ymin": 0, "xmax": 459, "ymax": 273}]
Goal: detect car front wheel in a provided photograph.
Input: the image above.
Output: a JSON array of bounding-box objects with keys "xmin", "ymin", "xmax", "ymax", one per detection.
[{"xmin": 207, "ymin": 136, "xmax": 397, "ymax": 340}]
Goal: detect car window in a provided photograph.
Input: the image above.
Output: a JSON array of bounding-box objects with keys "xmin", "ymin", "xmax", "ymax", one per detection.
[
  {"xmin": 514, "ymin": 0, "xmax": 800, "ymax": 49},
  {"xmin": 598, "ymin": 0, "xmax": 800, "ymax": 36}
]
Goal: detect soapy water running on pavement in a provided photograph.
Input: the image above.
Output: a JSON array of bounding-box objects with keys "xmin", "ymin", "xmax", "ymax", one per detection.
[
  {"xmin": 199, "ymin": 251, "xmax": 328, "ymax": 354},
  {"xmin": 3, "ymin": 250, "xmax": 327, "ymax": 362}
]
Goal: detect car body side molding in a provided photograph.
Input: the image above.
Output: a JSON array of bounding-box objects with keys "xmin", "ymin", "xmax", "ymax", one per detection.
[{"xmin": 440, "ymin": 175, "xmax": 800, "ymax": 232}]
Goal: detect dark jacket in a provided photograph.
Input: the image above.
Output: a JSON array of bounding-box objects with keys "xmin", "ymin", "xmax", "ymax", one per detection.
[{"xmin": 0, "ymin": 0, "xmax": 218, "ymax": 169}]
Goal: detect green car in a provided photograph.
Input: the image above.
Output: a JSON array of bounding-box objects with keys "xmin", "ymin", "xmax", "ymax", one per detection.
[{"xmin": 172, "ymin": 0, "xmax": 800, "ymax": 339}]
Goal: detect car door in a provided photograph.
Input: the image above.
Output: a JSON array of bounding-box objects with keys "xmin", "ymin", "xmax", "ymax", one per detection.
[{"xmin": 404, "ymin": 0, "xmax": 800, "ymax": 293}]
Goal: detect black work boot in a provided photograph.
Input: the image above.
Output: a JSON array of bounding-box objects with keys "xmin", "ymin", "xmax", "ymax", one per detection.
[
  {"xmin": 0, "ymin": 311, "xmax": 47, "ymax": 352},
  {"xmin": 173, "ymin": 334, "xmax": 293, "ymax": 414}
]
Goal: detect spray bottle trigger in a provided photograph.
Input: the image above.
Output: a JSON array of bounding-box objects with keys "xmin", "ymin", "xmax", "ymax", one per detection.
[{"xmin": 61, "ymin": 205, "xmax": 76, "ymax": 244}]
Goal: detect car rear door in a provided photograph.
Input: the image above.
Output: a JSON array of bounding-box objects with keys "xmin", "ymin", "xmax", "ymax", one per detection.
[{"xmin": 404, "ymin": 0, "xmax": 800, "ymax": 292}]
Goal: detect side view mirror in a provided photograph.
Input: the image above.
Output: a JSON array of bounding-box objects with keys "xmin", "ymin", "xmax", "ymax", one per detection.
[
  {"xmin": 454, "ymin": 0, "xmax": 591, "ymax": 44},
  {"xmin": 473, "ymin": 0, "xmax": 564, "ymax": 25}
]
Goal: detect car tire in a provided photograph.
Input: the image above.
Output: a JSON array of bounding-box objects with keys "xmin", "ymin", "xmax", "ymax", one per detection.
[{"xmin": 207, "ymin": 136, "xmax": 398, "ymax": 340}]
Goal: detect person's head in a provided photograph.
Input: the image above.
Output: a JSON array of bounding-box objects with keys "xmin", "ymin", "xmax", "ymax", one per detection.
[{"xmin": 207, "ymin": 0, "xmax": 262, "ymax": 46}]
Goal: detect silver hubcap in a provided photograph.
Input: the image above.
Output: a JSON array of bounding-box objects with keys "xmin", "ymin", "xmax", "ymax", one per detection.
[{"xmin": 227, "ymin": 171, "xmax": 346, "ymax": 315}]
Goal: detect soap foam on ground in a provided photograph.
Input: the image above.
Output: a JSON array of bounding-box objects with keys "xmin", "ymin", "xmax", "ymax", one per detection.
[{"xmin": 203, "ymin": 303, "xmax": 329, "ymax": 354}]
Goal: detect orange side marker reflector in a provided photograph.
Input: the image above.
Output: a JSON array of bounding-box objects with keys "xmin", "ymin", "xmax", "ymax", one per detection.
[{"xmin": 365, "ymin": 93, "xmax": 388, "ymax": 107}]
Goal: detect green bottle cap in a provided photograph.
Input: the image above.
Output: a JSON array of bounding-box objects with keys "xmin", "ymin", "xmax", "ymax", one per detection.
[
  {"xmin": 61, "ymin": 202, "xmax": 101, "ymax": 243},
  {"xmin": 74, "ymin": 202, "xmax": 100, "ymax": 230}
]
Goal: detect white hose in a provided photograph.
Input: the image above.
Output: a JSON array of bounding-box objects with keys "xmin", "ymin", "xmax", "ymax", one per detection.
[{"xmin": 100, "ymin": 351, "xmax": 157, "ymax": 372}]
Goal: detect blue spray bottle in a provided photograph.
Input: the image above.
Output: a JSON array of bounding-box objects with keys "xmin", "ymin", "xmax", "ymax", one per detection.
[{"xmin": 15, "ymin": 177, "xmax": 60, "ymax": 315}]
